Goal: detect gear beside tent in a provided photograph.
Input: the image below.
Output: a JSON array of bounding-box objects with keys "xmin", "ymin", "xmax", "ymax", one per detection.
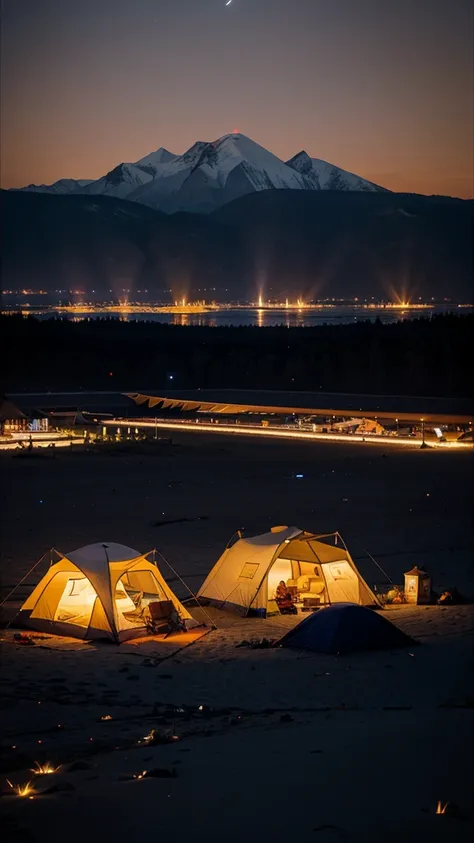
[
  {"xmin": 17, "ymin": 542, "xmax": 199, "ymax": 643},
  {"xmin": 277, "ymin": 603, "xmax": 415, "ymax": 654},
  {"xmin": 197, "ymin": 526, "xmax": 381, "ymax": 617}
]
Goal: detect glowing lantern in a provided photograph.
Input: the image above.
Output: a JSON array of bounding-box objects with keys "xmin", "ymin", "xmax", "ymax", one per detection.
[{"xmin": 404, "ymin": 565, "xmax": 431, "ymax": 604}]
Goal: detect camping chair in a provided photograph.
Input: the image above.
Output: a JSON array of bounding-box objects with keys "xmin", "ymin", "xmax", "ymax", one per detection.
[{"xmin": 144, "ymin": 600, "xmax": 186, "ymax": 637}]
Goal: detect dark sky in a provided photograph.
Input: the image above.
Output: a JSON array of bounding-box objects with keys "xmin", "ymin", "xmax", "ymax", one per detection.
[{"xmin": 1, "ymin": 0, "xmax": 472, "ymax": 196}]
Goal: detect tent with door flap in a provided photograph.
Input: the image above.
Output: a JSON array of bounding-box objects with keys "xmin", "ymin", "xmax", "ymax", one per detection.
[
  {"xmin": 197, "ymin": 526, "xmax": 381, "ymax": 616},
  {"xmin": 18, "ymin": 542, "xmax": 199, "ymax": 642}
]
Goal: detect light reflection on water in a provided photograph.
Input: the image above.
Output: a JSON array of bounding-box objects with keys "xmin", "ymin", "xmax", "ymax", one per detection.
[{"xmin": 14, "ymin": 305, "xmax": 472, "ymax": 327}]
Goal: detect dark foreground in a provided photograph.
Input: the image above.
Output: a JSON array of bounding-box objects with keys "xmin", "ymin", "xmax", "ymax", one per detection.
[
  {"xmin": 2, "ymin": 313, "xmax": 473, "ymax": 398},
  {"xmin": 1, "ymin": 433, "xmax": 473, "ymax": 842}
]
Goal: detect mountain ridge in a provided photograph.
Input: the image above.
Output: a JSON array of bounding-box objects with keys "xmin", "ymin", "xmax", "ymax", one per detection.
[{"xmin": 12, "ymin": 132, "xmax": 387, "ymax": 213}]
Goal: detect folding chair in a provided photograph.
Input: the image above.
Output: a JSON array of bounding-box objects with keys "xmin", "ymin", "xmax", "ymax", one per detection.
[{"xmin": 145, "ymin": 600, "xmax": 186, "ymax": 637}]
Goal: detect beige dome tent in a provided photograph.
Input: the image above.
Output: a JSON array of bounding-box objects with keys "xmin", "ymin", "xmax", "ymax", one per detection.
[
  {"xmin": 197, "ymin": 527, "xmax": 380, "ymax": 617},
  {"xmin": 18, "ymin": 542, "xmax": 199, "ymax": 642}
]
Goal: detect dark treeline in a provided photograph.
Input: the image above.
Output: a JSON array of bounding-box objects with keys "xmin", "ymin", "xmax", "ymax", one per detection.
[{"xmin": 2, "ymin": 314, "xmax": 472, "ymax": 398}]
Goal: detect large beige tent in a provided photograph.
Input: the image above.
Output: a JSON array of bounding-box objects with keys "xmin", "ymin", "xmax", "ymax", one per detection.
[
  {"xmin": 18, "ymin": 542, "xmax": 199, "ymax": 642},
  {"xmin": 197, "ymin": 526, "xmax": 380, "ymax": 616}
]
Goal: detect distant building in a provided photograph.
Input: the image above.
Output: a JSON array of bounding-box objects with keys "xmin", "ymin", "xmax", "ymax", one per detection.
[
  {"xmin": 0, "ymin": 395, "xmax": 48, "ymax": 436},
  {"xmin": 0, "ymin": 395, "xmax": 25, "ymax": 435}
]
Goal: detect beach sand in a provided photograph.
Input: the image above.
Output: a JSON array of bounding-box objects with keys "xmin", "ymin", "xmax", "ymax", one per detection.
[{"xmin": 1, "ymin": 432, "xmax": 473, "ymax": 842}]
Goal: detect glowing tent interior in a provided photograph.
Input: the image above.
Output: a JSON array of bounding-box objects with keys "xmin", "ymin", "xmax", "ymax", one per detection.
[
  {"xmin": 197, "ymin": 526, "xmax": 381, "ymax": 617},
  {"xmin": 18, "ymin": 542, "xmax": 199, "ymax": 642}
]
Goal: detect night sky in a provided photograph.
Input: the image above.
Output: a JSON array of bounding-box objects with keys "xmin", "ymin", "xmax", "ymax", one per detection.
[{"xmin": 1, "ymin": 0, "xmax": 472, "ymax": 197}]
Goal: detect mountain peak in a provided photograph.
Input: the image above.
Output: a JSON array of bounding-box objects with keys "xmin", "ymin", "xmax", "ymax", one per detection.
[
  {"xmin": 13, "ymin": 133, "xmax": 387, "ymax": 207},
  {"xmin": 287, "ymin": 152, "xmax": 384, "ymax": 192},
  {"xmin": 286, "ymin": 151, "xmax": 313, "ymax": 174},
  {"xmin": 134, "ymin": 146, "xmax": 179, "ymax": 175}
]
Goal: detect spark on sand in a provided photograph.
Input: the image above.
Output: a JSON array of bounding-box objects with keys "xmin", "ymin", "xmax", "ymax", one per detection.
[
  {"xmin": 7, "ymin": 780, "xmax": 35, "ymax": 797},
  {"xmin": 31, "ymin": 762, "xmax": 59, "ymax": 776}
]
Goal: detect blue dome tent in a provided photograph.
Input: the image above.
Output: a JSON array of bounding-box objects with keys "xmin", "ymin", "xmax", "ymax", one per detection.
[{"xmin": 277, "ymin": 603, "xmax": 416, "ymax": 654}]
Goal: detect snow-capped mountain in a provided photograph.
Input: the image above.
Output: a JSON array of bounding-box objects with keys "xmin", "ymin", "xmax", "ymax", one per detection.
[
  {"xmin": 14, "ymin": 178, "xmax": 92, "ymax": 194},
  {"xmin": 80, "ymin": 162, "xmax": 155, "ymax": 199},
  {"xmin": 128, "ymin": 134, "xmax": 311, "ymax": 212},
  {"xmin": 13, "ymin": 133, "xmax": 386, "ymax": 210},
  {"xmin": 134, "ymin": 146, "xmax": 178, "ymax": 174},
  {"xmin": 286, "ymin": 151, "xmax": 382, "ymax": 192}
]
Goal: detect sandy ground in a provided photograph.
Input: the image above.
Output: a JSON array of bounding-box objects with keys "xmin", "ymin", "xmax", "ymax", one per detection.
[{"xmin": 1, "ymin": 432, "xmax": 473, "ymax": 842}]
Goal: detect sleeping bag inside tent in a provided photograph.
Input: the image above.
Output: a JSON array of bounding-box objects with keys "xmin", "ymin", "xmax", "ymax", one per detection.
[
  {"xmin": 18, "ymin": 542, "xmax": 199, "ymax": 642},
  {"xmin": 278, "ymin": 603, "xmax": 415, "ymax": 654},
  {"xmin": 197, "ymin": 526, "xmax": 380, "ymax": 616}
]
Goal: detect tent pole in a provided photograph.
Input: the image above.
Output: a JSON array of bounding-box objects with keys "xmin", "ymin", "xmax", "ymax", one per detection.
[
  {"xmin": 305, "ymin": 532, "xmax": 339, "ymax": 542},
  {"xmin": 103, "ymin": 543, "xmax": 119, "ymax": 644},
  {"xmin": 320, "ymin": 553, "xmax": 331, "ymax": 606},
  {"xmin": 249, "ymin": 540, "xmax": 291, "ymax": 616},
  {"xmin": 154, "ymin": 549, "xmax": 217, "ymax": 629}
]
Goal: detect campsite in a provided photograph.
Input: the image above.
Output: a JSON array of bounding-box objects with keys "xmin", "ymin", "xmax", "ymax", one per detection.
[{"xmin": 1, "ymin": 430, "xmax": 473, "ymax": 842}]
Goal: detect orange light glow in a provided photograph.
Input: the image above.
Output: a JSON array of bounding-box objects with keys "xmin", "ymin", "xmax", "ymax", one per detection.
[
  {"xmin": 31, "ymin": 762, "xmax": 59, "ymax": 776},
  {"xmin": 7, "ymin": 780, "xmax": 35, "ymax": 797}
]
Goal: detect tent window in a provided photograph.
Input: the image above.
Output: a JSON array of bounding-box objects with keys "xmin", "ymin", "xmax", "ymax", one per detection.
[
  {"xmin": 54, "ymin": 577, "xmax": 97, "ymax": 626},
  {"xmin": 69, "ymin": 579, "xmax": 88, "ymax": 596},
  {"xmin": 329, "ymin": 563, "xmax": 349, "ymax": 580},
  {"xmin": 240, "ymin": 563, "xmax": 259, "ymax": 579}
]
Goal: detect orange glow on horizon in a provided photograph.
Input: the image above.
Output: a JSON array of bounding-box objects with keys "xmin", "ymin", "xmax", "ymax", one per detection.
[{"xmin": 1, "ymin": 1, "xmax": 472, "ymax": 199}]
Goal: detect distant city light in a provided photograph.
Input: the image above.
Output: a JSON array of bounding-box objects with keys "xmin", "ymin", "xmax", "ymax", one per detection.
[{"xmin": 2, "ymin": 297, "xmax": 472, "ymax": 322}]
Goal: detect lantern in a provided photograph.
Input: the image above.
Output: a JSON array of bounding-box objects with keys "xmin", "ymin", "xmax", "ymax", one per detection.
[{"xmin": 404, "ymin": 565, "xmax": 431, "ymax": 604}]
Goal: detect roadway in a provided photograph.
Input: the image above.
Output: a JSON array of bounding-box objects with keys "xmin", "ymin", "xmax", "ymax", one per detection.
[{"xmin": 103, "ymin": 418, "xmax": 472, "ymax": 450}]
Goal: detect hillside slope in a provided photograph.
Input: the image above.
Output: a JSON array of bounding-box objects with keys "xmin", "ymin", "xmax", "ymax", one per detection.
[{"xmin": 1, "ymin": 189, "xmax": 472, "ymax": 301}]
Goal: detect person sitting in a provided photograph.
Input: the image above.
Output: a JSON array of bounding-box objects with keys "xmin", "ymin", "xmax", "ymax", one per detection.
[{"xmin": 275, "ymin": 580, "xmax": 297, "ymax": 614}]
